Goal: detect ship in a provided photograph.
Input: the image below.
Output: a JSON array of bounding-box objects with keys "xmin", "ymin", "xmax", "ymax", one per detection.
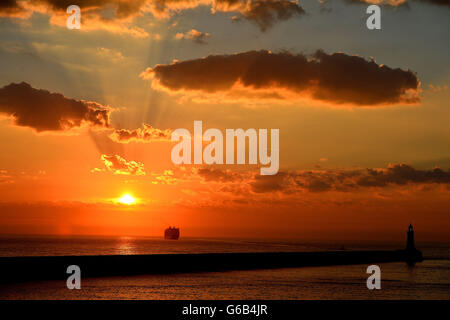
[{"xmin": 164, "ymin": 226, "xmax": 180, "ymax": 240}]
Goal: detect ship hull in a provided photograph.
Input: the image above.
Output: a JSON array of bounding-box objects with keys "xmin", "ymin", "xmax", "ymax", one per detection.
[{"xmin": 164, "ymin": 228, "xmax": 180, "ymax": 240}]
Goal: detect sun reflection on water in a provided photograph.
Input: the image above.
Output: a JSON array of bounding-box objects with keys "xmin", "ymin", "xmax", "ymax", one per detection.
[{"xmin": 116, "ymin": 236, "xmax": 136, "ymax": 255}]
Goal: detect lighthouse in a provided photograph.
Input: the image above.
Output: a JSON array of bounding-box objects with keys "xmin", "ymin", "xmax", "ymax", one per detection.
[
  {"xmin": 406, "ymin": 224, "xmax": 415, "ymax": 250},
  {"xmin": 403, "ymin": 224, "xmax": 423, "ymax": 264}
]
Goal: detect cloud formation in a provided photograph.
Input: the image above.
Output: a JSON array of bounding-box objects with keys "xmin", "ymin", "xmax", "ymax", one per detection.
[
  {"xmin": 109, "ymin": 123, "xmax": 172, "ymax": 143},
  {"xmin": 0, "ymin": 0, "xmax": 150, "ymax": 37},
  {"xmin": 143, "ymin": 164, "xmax": 450, "ymax": 207},
  {"xmin": 151, "ymin": 0, "xmax": 305, "ymax": 31},
  {"xmin": 190, "ymin": 163, "xmax": 450, "ymax": 194},
  {"xmin": 0, "ymin": 82, "xmax": 110, "ymax": 132},
  {"xmin": 175, "ymin": 29, "xmax": 211, "ymax": 44},
  {"xmin": 141, "ymin": 50, "xmax": 420, "ymax": 106},
  {"xmin": 1, "ymin": 0, "xmax": 446, "ymax": 36},
  {"xmin": 0, "ymin": 0, "xmax": 305, "ymax": 33},
  {"xmin": 95, "ymin": 154, "xmax": 146, "ymax": 176},
  {"xmin": 356, "ymin": 163, "xmax": 450, "ymax": 187},
  {"xmin": 262, "ymin": 164, "xmax": 450, "ymax": 193}
]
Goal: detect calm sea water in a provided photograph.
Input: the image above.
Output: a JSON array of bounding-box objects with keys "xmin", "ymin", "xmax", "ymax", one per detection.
[{"xmin": 0, "ymin": 235, "xmax": 449, "ymax": 299}]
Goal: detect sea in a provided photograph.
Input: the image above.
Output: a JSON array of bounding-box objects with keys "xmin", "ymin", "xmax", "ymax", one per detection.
[{"xmin": 0, "ymin": 235, "xmax": 449, "ymax": 300}]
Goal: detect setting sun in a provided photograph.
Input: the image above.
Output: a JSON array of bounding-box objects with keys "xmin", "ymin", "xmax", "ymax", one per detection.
[{"xmin": 118, "ymin": 194, "xmax": 136, "ymax": 205}]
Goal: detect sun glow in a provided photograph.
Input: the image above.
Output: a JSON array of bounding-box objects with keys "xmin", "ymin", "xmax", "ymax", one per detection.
[{"xmin": 118, "ymin": 194, "xmax": 136, "ymax": 205}]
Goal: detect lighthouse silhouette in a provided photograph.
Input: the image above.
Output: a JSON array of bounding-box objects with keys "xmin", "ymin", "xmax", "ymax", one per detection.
[{"xmin": 403, "ymin": 224, "xmax": 423, "ymax": 264}]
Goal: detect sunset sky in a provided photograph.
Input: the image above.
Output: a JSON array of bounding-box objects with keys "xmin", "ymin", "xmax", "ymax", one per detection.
[{"xmin": 0, "ymin": 0, "xmax": 449, "ymax": 241}]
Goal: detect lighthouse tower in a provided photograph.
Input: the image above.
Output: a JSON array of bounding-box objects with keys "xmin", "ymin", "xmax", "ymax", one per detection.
[
  {"xmin": 403, "ymin": 224, "xmax": 423, "ymax": 264},
  {"xmin": 406, "ymin": 224, "xmax": 415, "ymax": 250}
]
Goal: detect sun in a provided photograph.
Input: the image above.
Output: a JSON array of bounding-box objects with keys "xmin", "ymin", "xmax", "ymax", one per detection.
[{"xmin": 118, "ymin": 194, "xmax": 136, "ymax": 205}]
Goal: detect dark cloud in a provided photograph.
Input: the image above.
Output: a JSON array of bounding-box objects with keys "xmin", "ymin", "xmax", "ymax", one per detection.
[
  {"xmin": 356, "ymin": 164, "xmax": 450, "ymax": 187},
  {"xmin": 250, "ymin": 172, "xmax": 289, "ymax": 192},
  {"xmin": 0, "ymin": 0, "xmax": 27, "ymax": 16},
  {"xmin": 234, "ymin": 0, "xmax": 305, "ymax": 31},
  {"xmin": 0, "ymin": 82, "xmax": 110, "ymax": 132},
  {"xmin": 197, "ymin": 167, "xmax": 242, "ymax": 182},
  {"xmin": 142, "ymin": 50, "xmax": 420, "ymax": 106},
  {"xmin": 0, "ymin": 0, "xmax": 21, "ymax": 10},
  {"xmin": 292, "ymin": 164, "xmax": 449, "ymax": 193},
  {"xmin": 192, "ymin": 164, "xmax": 450, "ymax": 193},
  {"xmin": 152, "ymin": 0, "xmax": 305, "ymax": 30},
  {"xmin": 300, "ymin": 177, "xmax": 333, "ymax": 192}
]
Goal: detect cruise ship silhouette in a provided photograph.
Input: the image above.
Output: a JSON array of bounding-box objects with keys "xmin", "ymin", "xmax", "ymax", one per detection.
[{"xmin": 164, "ymin": 226, "xmax": 180, "ymax": 240}]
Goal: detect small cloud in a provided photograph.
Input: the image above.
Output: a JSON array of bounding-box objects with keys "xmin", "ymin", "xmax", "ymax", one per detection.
[
  {"xmin": 109, "ymin": 124, "xmax": 172, "ymax": 143},
  {"xmin": 97, "ymin": 154, "xmax": 146, "ymax": 176},
  {"xmin": 152, "ymin": 169, "xmax": 178, "ymax": 184},
  {"xmin": 175, "ymin": 29, "xmax": 211, "ymax": 44}
]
